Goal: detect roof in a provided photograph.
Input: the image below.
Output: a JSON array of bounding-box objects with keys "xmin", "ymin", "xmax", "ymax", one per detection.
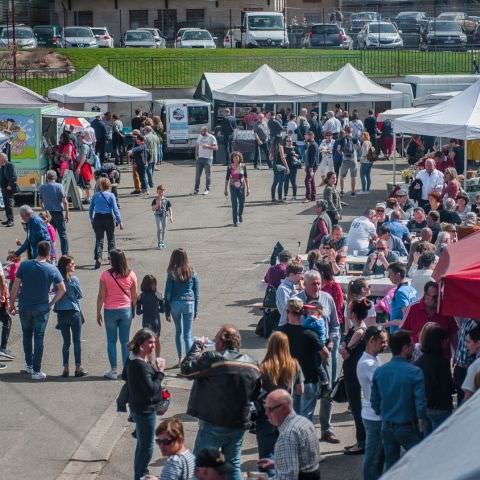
[
  {"xmin": 306, "ymin": 63, "xmax": 401, "ymax": 102},
  {"xmin": 0, "ymin": 80, "xmax": 51, "ymax": 107},
  {"xmin": 47, "ymin": 65, "xmax": 152, "ymax": 103},
  {"xmin": 212, "ymin": 64, "xmax": 318, "ymax": 103},
  {"xmin": 394, "ymin": 78, "xmax": 480, "ymax": 139}
]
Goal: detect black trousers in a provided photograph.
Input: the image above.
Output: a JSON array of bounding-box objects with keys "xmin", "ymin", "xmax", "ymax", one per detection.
[
  {"xmin": 454, "ymin": 365, "xmax": 468, "ymax": 406},
  {"xmin": 1, "ymin": 188, "xmax": 14, "ymax": 222},
  {"xmin": 344, "ymin": 371, "xmax": 366, "ymax": 446},
  {"xmin": 92, "ymin": 213, "xmax": 115, "ymax": 260},
  {"xmin": 0, "ymin": 306, "xmax": 12, "ymax": 349}
]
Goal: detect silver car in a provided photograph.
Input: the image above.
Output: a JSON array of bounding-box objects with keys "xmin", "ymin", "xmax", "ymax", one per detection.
[
  {"xmin": 91, "ymin": 27, "xmax": 114, "ymax": 48},
  {"xmin": 137, "ymin": 28, "xmax": 166, "ymax": 48},
  {"xmin": 357, "ymin": 21, "xmax": 403, "ymax": 49},
  {"xmin": 0, "ymin": 26, "xmax": 37, "ymax": 49},
  {"xmin": 64, "ymin": 26, "xmax": 97, "ymax": 48},
  {"xmin": 123, "ymin": 30, "xmax": 156, "ymax": 48},
  {"xmin": 178, "ymin": 29, "xmax": 216, "ymax": 49}
]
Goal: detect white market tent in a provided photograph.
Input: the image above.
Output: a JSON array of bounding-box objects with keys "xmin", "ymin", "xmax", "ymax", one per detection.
[
  {"xmin": 0, "ymin": 80, "xmax": 52, "ymax": 107},
  {"xmin": 212, "ymin": 64, "xmax": 318, "ymax": 103},
  {"xmin": 280, "ymin": 71, "xmax": 333, "ymax": 88},
  {"xmin": 48, "ymin": 65, "xmax": 152, "ymax": 103},
  {"xmin": 378, "ymin": 107, "xmax": 425, "ymax": 122},
  {"xmin": 381, "ymin": 390, "xmax": 480, "ymax": 480},
  {"xmin": 306, "ymin": 63, "xmax": 402, "ymax": 102}
]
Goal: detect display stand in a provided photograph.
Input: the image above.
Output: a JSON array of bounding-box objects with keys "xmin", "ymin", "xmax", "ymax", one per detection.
[{"xmin": 62, "ymin": 170, "xmax": 83, "ymax": 210}]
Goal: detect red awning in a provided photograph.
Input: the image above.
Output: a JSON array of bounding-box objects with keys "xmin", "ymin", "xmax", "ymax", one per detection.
[{"xmin": 433, "ymin": 231, "xmax": 480, "ymax": 317}]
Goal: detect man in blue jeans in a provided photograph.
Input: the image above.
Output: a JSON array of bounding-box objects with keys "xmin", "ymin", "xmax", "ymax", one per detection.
[
  {"xmin": 181, "ymin": 325, "xmax": 260, "ymax": 480},
  {"xmin": 371, "ymin": 331, "xmax": 426, "ymax": 471},
  {"xmin": 9, "ymin": 241, "xmax": 65, "ymax": 380}
]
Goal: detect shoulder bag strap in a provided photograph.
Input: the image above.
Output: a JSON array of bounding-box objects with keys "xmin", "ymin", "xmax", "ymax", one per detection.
[
  {"xmin": 108, "ymin": 271, "xmax": 131, "ymax": 300},
  {"xmin": 100, "ymin": 191, "xmax": 114, "ymax": 210}
]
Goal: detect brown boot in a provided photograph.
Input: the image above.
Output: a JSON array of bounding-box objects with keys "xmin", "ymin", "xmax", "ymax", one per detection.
[{"xmin": 320, "ymin": 432, "xmax": 340, "ymax": 444}]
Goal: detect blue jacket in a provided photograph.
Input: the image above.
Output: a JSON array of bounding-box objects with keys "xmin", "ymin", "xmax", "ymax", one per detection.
[
  {"xmin": 89, "ymin": 191, "xmax": 122, "ymax": 225},
  {"xmin": 371, "ymin": 356, "xmax": 426, "ymax": 423},
  {"xmin": 383, "ymin": 221, "xmax": 410, "ymax": 243},
  {"xmin": 15, "ymin": 215, "xmax": 51, "ymax": 258},
  {"xmin": 164, "ymin": 272, "xmax": 199, "ymax": 318},
  {"xmin": 54, "ymin": 276, "xmax": 83, "ymax": 312}
]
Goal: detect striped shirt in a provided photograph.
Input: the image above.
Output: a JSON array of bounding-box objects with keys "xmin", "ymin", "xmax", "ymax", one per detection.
[{"xmin": 159, "ymin": 450, "xmax": 195, "ymax": 480}]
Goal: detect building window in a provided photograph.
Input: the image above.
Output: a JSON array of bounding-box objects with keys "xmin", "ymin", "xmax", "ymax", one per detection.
[
  {"xmin": 77, "ymin": 11, "xmax": 93, "ymax": 26},
  {"xmin": 130, "ymin": 10, "xmax": 149, "ymax": 29},
  {"xmin": 156, "ymin": 9, "xmax": 177, "ymax": 39},
  {"xmin": 186, "ymin": 9, "xmax": 205, "ymax": 28}
]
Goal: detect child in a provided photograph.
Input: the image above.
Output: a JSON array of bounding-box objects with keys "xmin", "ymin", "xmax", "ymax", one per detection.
[
  {"xmin": 151, "ymin": 184, "xmax": 173, "ymax": 249},
  {"xmin": 38, "ymin": 211, "xmax": 57, "ymax": 263},
  {"xmin": 0, "ymin": 270, "xmax": 13, "ymax": 360},
  {"xmin": 136, "ymin": 274, "xmax": 163, "ymax": 357},
  {"xmin": 302, "ymin": 301, "xmax": 330, "ymax": 394},
  {"xmin": 5, "ymin": 253, "xmax": 20, "ymax": 291}
]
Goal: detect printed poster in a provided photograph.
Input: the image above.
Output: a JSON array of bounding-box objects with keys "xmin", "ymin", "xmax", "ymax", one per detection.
[{"xmin": 168, "ymin": 104, "xmax": 189, "ymax": 143}]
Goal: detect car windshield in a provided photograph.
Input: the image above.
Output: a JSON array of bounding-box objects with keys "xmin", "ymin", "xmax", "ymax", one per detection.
[
  {"xmin": 182, "ymin": 30, "xmax": 212, "ymax": 40},
  {"xmin": 65, "ymin": 27, "xmax": 93, "ymax": 37},
  {"xmin": 430, "ymin": 22, "xmax": 461, "ymax": 32},
  {"xmin": 33, "ymin": 26, "xmax": 54, "ymax": 34},
  {"xmin": 312, "ymin": 25, "xmax": 339, "ymax": 35},
  {"xmin": 352, "ymin": 13, "xmax": 378, "ymax": 21},
  {"xmin": 369, "ymin": 23, "xmax": 397, "ymax": 33},
  {"xmin": 248, "ymin": 16, "xmax": 284, "ymax": 30},
  {"xmin": 439, "ymin": 14, "xmax": 461, "ymax": 20},
  {"xmin": 1, "ymin": 27, "xmax": 34, "ymax": 39},
  {"xmin": 126, "ymin": 31, "xmax": 152, "ymax": 41},
  {"xmin": 91, "ymin": 28, "xmax": 107, "ymax": 35},
  {"xmin": 140, "ymin": 29, "xmax": 158, "ymax": 37},
  {"xmin": 396, "ymin": 12, "xmax": 422, "ymax": 19}
]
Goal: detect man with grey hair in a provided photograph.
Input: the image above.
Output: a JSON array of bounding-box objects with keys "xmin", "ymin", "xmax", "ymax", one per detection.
[
  {"xmin": 322, "ymin": 111, "xmax": 341, "ymax": 138},
  {"xmin": 143, "ymin": 125, "xmax": 159, "ymax": 189},
  {"xmin": 0, "ymin": 152, "xmax": 17, "ymax": 227},
  {"xmin": 14, "ymin": 205, "xmax": 51, "ymax": 258},
  {"xmin": 295, "ymin": 269, "xmax": 340, "ymax": 444},
  {"xmin": 258, "ymin": 389, "xmax": 321, "ymax": 479},
  {"xmin": 307, "ymin": 200, "xmax": 332, "ymax": 251},
  {"xmin": 39, "ymin": 170, "xmax": 69, "ymax": 255},
  {"xmin": 443, "ymin": 197, "xmax": 462, "ymax": 225}
]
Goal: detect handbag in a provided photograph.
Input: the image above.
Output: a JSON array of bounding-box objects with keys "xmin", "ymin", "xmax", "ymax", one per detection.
[
  {"xmin": 330, "ymin": 368, "xmax": 348, "ymax": 403},
  {"xmin": 108, "ymin": 271, "xmax": 135, "ymax": 318}
]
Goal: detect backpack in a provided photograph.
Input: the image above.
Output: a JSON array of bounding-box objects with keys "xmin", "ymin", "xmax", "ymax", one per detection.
[
  {"xmin": 367, "ymin": 145, "xmax": 377, "ymax": 162},
  {"xmin": 343, "ymin": 136, "xmax": 354, "ymax": 159},
  {"xmin": 263, "ymin": 285, "xmax": 277, "ymax": 309},
  {"xmin": 255, "ymin": 310, "xmax": 280, "ymax": 339}
]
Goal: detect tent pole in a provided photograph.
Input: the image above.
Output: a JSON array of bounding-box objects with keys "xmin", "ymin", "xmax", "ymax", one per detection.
[
  {"xmin": 393, "ymin": 141, "xmax": 397, "ymax": 185},
  {"xmin": 464, "ymin": 140, "xmax": 468, "ymax": 190}
]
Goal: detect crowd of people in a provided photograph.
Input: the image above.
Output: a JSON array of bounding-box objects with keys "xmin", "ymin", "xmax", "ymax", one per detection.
[{"xmin": 1, "ymin": 102, "xmax": 480, "ymax": 480}]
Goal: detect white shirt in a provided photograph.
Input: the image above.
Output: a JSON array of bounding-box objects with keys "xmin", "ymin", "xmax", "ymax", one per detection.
[
  {"xmin": 0, "ymin": 261, "xmax": 4, "ymax": 276},
  {"xmin": 357, "ymin": 352, "xmax": 382, "ymax": 421},
  {"xmin": 196, "ymin": 133, "xmax": 217, "ymax": 160},
  {"xmin": 346, "ymin": 216, "xmax": 376, "ymax": 254},
  {"xmin": 411, "ymin": 269, "xmax": 434, "ymax": 298},
  {"xmin": 462, "ymin": 356, "xmax": 480, "ymax": 393},
  {"xmin": 322, "ymin": 117, "xmax": 342, "ymax": 134},
  {"xmin": 416, "ymin": 169, "xmax": 444, "ymax": 200}
]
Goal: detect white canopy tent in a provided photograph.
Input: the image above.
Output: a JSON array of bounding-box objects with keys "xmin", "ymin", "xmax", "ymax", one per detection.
[
  {"xmin": 394, "ymin": 78, "xmax": 480, "ymax": 183},
  {"xmin": 212, "ymin": 64, "xmax": 318, "ymax": 104},
  {"xmin": 378, "ymin": 107, "xmax": 425, "ymax": 122},
  {"xmin": 381, "ymin": 391, "xmax": 480, "ymax": 480},
  {"xmin": 306, "ymin": 63, "xmax": 402, "ymax": 102},
  {"xmin": 48, "ymin": 65, "xmax": 152, "ymax": 103}
]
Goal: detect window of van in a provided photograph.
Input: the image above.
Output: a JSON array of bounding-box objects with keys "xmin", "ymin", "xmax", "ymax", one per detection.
[{"xmin": 188, "ymin": 106, "xmax": 209, "ymax": 125}]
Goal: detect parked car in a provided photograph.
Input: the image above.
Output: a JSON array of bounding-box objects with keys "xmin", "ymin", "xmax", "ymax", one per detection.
[
  {"xmin": 356, "ymin": 21, "xmax": 403, "ymax": 49},
  {"xmin": 33, "ymin": 25, "xmax": 64, "ymax": 48},
  {"xmin": 91, "ymin": 27, "xmax": 114, "ymax": 48},
  {"xmin": 137, "ymin": 28, "xmax": 166, "ymax": 48},
  {"xmin": 340, "ymin": 28, "xmax": 354, "ymax": 49},
  {"xmin": 437, "ymin": 11, "xmax": 477, "ymax": 34},
  {"xmin": 64, "ymin": 26, "xmax": 97, "ymax": 48},
  {"xmin": 175, "ymin": 28, "xmax": 192, "ymax": 48},
  {"xmin": 0, "ymin": 26, "xmax": 37, "ymax": 49},
  {"xmin": 223, "ymin": 29, "xmax": 239, "ymax": 48},
  {"xmin": 177, "ymin": 29, "xmax": 216, "ymax": 48},
  {"xmin": 420, "ymin": 20, "xmax": 467, "ymax": 51},
  {"xmin": 394, "ymin": 11, "xmax": 429, "ymax": 33},
  {"xmin": 122, "ymin": 30, "xmax": 156, "ymax": 48},
  {"xmin": 349, "ymin": 12, "xmax": 381, "ymax": 34},
  {"xmin": 303, "ymin": 23, "xmax": 347, "ymax": 48}
]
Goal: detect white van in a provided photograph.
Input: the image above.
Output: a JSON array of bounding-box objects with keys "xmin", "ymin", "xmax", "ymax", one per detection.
[
  {"xmin": 153, "ymin": 99, "xmax": 211, "ymax": 154},
  {"xmin": 233, "ymin": 11, "xmax": 288, "ymax": 48}
]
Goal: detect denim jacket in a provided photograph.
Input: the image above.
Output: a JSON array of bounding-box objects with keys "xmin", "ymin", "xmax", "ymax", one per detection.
[
  {"xmin": 54, "ymin": 276, "xmax": 83, "ymax": 312},
  {"xmin": 164, "ymin": 272, "xmax": 199, "ymax": 317}
]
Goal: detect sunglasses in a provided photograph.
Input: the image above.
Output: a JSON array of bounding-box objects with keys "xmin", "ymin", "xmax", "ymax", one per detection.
[
  {"xmin": 376, "ymin": 209, "xmax": 385, "ymax": 213},
  {"xmin": 156, "ymin": 437, "xmax": 175, "ymax": 446}
]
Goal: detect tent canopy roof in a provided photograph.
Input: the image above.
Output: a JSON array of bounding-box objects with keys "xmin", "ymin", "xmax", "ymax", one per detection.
[
  {"xmin": 212, "ymin": 64, "xmax": 318, "ymax": 103},
  {"xmin": 48, "ymin": 65, "xmax": 152, "ymax": 103},
  {"xmin": 433, "ymin": 230, "xmax": 480, "ymax": 317},
  {"xmin": 0, "ymin": 80, "xmax": 51, "ymax": 107},
  {"xmin": 394, "ymin": 78, "xmax": 480, "ymax": 139},
  {"xmin": 306, "ymin": 63, "xmax": 401, "ymax": 102},
  {"xmin": 378, "ymin": 107, "xmax": 425, "ymax": 122}
]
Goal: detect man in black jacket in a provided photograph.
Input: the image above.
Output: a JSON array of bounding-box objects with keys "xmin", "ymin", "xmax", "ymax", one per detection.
[
  {"xmin": 304, "ymin": 131, "xmax": 319, "ymax": 203},
  {"xmin": 0, "ymin": 152, "xmax": 17, "ymax": 227},
  {"xmin": 181, "ymin": 325, "xmax": 260, "ymax": 480},
  {"xmin": 220, "ymin": 108, "xmax": 236, "ymax": 162}
]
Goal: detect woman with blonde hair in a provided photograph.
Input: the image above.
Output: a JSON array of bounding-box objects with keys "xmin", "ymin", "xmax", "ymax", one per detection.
[
  {"xmin": 359, "ymin": 131, "xmax": 373, "ymax": 193},
  {"xmin": 442, "ymin": 167, "xmax": 460, "ymax": 201},
  {"xmin": 256, "ymin": 331, "xmax": 304, "ymax": 465},
  {"xmin": 164, "ymin": 249, "xmax": 199, "ymax": 364}
]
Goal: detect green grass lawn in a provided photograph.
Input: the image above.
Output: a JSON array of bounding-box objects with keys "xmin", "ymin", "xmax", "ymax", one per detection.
[{"xmin": 19, "ymin": 48, "xmax": 477, "ymax": 93}]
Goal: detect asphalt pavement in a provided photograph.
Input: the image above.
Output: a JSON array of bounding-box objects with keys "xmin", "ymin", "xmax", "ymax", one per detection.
[{"xmin": 0, "ymin": 154, "xmax": 403, "ymax": 480}]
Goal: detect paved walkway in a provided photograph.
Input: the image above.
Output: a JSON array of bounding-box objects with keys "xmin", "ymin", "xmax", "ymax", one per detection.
[{"xmin": 0, "ymin": 156, "xmax": 404, "ymax": 479}]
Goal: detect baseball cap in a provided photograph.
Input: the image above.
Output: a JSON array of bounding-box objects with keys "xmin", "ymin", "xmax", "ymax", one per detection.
[
  {"xmin": 195, "ymin": 448, "xmax": 234, "ymax": 473},
  {"xmin": 303, "ymin": 301, "xmax": 324, "ymax": 312},
  {"xmin": 375, "ymin": 202, "xmax": 386, "ymax": 210},
  {"xmin": 287, "ymin": 298, "xmax": 304, "ymax": 313}
]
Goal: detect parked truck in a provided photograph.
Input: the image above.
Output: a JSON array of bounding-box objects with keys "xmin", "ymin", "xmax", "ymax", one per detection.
[{"xmin": 233, "ymin": 11, "xmax": 289, "ymax": 48}]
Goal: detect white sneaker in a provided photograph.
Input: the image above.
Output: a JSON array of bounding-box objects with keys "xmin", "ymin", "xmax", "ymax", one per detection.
[
  {"xmin": 203, "ymin": 190, "xmax": 209, "ymax": 195},
  {"xmin": 24, "ymin": 365, "xmax": 33, "ymax": 374},
  {"xmin": 31, "ymin": 371, "xmax": 47, "ymax": 380},
  {"xmin": 104, "ymin": 370, "xmax": 118, "ymax": 380}
]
